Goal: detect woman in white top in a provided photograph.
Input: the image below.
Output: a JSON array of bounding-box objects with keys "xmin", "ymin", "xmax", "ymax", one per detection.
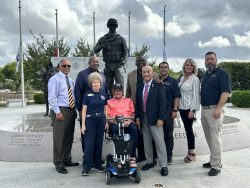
[{"xmin": 178, "ymin": 59, "xmax": 200, "ymax": 163}]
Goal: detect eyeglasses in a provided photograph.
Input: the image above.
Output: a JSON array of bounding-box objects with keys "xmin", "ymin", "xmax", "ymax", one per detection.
[{"xmin": 62, "ymin": 65, "xmax": 71, "ymax": 68}]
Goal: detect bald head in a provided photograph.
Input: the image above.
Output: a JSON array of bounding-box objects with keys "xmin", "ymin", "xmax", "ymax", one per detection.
[{"xmin": 142, "ymin": 65, "xmax": 153, "ymax": 83}]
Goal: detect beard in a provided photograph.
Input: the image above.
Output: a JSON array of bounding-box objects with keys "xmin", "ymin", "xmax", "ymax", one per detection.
[{"xmin": 206, "ymin": 63, "xmax": 216, "ymax": 74}]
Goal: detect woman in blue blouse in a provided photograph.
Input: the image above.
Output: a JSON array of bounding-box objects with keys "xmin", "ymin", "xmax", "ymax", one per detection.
[{"xmin": 81, "ymin": 72, "xmax": 108, "ymax": 176}]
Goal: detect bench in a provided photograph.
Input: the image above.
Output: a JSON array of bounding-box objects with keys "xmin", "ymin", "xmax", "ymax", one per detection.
[{"xmin": 7, "ymin": 99, "xmax": 27, "ymax": 107}]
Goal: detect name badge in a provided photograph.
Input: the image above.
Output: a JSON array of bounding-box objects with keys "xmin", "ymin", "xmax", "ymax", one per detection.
[
  {"xmin": 87, "ymin": 93, "xmax": 94, "ymax": 96},
  {"xmin": 101, "ymin": 95, "xmax": 105, "ymax": 100}
]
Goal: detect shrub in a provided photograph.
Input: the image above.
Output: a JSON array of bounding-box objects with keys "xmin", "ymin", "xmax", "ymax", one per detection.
[
  {"xmin": 231, "ymin": 90, "xmax": 250, "ymax": 108},
  {"xmin": 33, "ymin": 93, "xmax": 45, "ymax": 104},
  {"xmin": 219, "ymin": 62, "xmax": 250, "ymax": 90}
]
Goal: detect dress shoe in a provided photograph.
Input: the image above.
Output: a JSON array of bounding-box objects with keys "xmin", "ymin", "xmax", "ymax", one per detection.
[
  {"xmin": 208, "ymin": 168, "xmax": 221, "ymax": 176},
  {"xmin": 203, "ymin": 162, "xmax": 211, "ymax": 168},
  {"xmin": 161, "ymin": 167, "xmax": 168, "ymax": 176},
  {"xmin": 141, "ymin": 163, "xmax": 155, "ymax": 171},
  {"xmin": 56, "ymin": 167, "xmax": 68, "ymax": 174},
  {"xmin": 64, "ymin": 161, "xmax": 79, "ymax": 167}
]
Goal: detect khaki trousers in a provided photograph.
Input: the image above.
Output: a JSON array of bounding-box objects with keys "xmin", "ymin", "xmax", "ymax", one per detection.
[{"xmin": 201, "ymin": 107, "xmax": 224, "ymax": 170}]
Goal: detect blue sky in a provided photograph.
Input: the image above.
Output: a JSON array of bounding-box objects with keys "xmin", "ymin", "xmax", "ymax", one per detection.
[{"xmin": 1, "ymin": 0, "xmax": 250, "ymax": 71}]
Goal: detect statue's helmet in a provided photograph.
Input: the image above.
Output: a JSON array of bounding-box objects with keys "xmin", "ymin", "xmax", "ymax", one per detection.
[{"xmin": 107, "ymin": 18, "xmax": 118, "ymax": 28}]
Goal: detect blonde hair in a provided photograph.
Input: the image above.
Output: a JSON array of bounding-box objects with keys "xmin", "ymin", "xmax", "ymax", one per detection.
[
  {"xmin": 88, "ymin": 72, "xmax": 103, "ymax": 87},
  {"xmin": 182, "ymin": 59, "xmax": 197, "ymax": 76}
]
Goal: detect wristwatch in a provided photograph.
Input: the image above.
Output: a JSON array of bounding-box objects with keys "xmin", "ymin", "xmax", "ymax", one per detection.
[{"xmin": 172, "ymin": 109, "xmax": 178, "ymax": 112}]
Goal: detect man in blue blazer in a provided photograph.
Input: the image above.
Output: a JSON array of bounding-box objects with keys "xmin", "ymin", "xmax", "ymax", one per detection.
[{"xmin": 135, "ymin": 65, "xmax": 168, "ymax": 176}]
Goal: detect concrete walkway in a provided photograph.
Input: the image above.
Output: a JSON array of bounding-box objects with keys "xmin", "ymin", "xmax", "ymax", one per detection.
[
  {"xmin": 0, "ymin": 147, "xmax": 250, "ymax": 188},
  {"xmin": 0, "ymin": 104, "xmax": 250, "ymax": 188}
]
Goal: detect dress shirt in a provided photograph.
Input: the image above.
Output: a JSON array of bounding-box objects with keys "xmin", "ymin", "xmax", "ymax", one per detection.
[{"xmin": 48, "ymin": 71, "xmax": 75, "ymax": 114}]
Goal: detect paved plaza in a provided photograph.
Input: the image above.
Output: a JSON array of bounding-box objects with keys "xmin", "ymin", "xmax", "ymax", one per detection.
[{"xmin": 0, "ymin": 104, "xmax": 250, "ymax": 188}]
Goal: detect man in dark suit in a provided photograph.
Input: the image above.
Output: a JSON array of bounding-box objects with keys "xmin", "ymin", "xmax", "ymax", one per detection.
[{"xmin": 135, "ymin": 65, "xmax": 168, "ymax": 176}]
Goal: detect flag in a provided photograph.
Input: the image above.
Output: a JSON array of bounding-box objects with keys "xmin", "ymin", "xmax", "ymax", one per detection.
[
  {"xmin": 54, "ymin": 48, "xmax": 59, "ymax": 57},
  {"xmin": 163, "ymin": 45, "xmax": 167, "ymax": 62},
  {"xmin": 15, "ymin": 47, "xmax": 20, "ymax": 73}
]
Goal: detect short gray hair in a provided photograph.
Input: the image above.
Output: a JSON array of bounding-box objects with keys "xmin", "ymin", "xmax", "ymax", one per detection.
[
  {"xmin": 58, "ymin": 58, "xmax": 70, "ymax": 66},
  {"xmin": 88, "ymin": 72, "xmax": 103, "ymax": 87}
]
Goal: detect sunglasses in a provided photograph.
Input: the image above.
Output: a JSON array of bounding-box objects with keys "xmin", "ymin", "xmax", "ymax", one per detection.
[{"xmin": 62, "ymin": 64, "xmax": 71, "ymax": 68}]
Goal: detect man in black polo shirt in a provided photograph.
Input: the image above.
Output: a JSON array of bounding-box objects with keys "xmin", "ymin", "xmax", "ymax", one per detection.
[
  {"xmin": 159, "ymin": 62, "xmax": 181, "ymax": 165},
  {"xmin": 201, "ymin": 51, "xmax": 231, "ymax": 176}
]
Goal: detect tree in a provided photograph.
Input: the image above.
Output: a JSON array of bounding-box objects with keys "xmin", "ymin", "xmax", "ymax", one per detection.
[
  {"xmin": 24, "ymin": 32, "xmax": 70, "ymax": 90},
  {"xmin": 1, "ymin": 62, "xmax": 21, "ymax": 92},
  {"xmin": 132, "ymin": 44, "xmax": 150, "ymax": 58},
  {"xmin": 71, "ymin": 37, "xmax": 91, "ymax": 57}
]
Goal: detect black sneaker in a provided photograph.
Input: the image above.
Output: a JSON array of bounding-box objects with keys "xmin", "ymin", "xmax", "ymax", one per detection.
[
  {"xmin": 168, "ymin": 157, "xmax": 173, "ymax": 165},
  {"xmin": 82, "ymin": 169, "xmax": 89, "ymax": 176},
  {"xmin": 208, "ymin": 168, "xmax": 221, "ymax": 176},
  {"xmin": 93, "ymin": 166, "xmax": 105, "ymax": 173},
  {"xmin": 203, "ymin": 162, "xmax": 211, "ymax": 168}
]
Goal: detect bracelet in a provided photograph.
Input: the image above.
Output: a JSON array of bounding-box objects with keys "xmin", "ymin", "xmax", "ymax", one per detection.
[{"xmin": 172, "ymin": 110, "xmax": 178, "ymax": 112}]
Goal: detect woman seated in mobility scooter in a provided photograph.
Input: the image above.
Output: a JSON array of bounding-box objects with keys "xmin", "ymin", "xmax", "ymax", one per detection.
[{"xmin": 106, "ymin": 83, "xmax": 140, "ymax": 184}]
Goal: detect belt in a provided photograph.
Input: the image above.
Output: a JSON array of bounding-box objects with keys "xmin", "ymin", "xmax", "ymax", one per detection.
[
  {"xmin": 87, "ymin": 112, "xmax": 104, "ymax": 116},
  {"xmin": 59, "ymin": 106, "xmax": 73, "ymax": 109},
  {"xmin": 202, "ymin": 105, "xmax": 217, "ymax": 109}
]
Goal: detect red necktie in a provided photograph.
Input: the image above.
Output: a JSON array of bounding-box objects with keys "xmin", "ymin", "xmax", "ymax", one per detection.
[{"xmin": 143, "ymin": 84, "xmax": 149, "ymax": 112}]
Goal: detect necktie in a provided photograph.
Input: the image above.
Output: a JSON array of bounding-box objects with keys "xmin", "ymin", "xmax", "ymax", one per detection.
[
  {"xmin": 143, "ymin": 84, "xmax": 149, "ymax": 112},
  {"xmin": 65, "ymin": 76, "xmax": 75, "ymax": 108}
]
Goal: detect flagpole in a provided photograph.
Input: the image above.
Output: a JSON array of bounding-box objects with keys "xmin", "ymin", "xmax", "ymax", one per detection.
[
  {"xmin": 93, "ymin": 12, "xmax": 96, "ymax": 47},
  {"xmin": 128, "ymin": 11, "xmax": 131, "ymax": 57},
  {"xmin": 55, "ymin": 9, "xmax": 59, "ymax": 57},
  {"xmin": 19, "ymin": 0, "xmax": 25, "ymax": 107},
  {"xmin": 163, "ymin": 4, "xmax": 167, "ymax": 61}
]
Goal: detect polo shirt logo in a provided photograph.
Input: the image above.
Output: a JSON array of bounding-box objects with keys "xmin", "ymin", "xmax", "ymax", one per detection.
[
  {"xmin": 210, "ymin": 74, "xmax": 217, "ymax": 77},
  {"xmin": 87, "ymin": 93, "xmax": 94, "ymax": 96},
  {"xmin": 101, "ymin": 95, "xmax": 105, "ymax": 100},
  {"xmin": 164, "ymin": 82, "xmax": 170, "ymax": 86}
]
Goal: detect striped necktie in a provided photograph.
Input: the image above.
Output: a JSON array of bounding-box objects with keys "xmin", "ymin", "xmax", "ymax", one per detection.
[
  {"xmin": 65, "ymin": 76, "xmax": 75, "ymax": 108},
  {"xmin": 143, "ymin": 84, "xmax": 149, "ymax": 112}
]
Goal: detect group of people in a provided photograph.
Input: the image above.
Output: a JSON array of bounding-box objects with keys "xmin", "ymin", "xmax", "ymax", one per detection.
[{"xmin": 48, "ymin": 51, "xmax": 231, "ymax": 178}]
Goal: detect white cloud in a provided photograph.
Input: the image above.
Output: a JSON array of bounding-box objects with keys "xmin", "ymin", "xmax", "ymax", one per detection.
[
  {"xmin": 166, "ymin": 15, "xmax": 201, "ymax": 37},
  {"xmin": 197, "ymin": 36, "xmax": 231, "ymax": 48},
  {"xmin": 133, "ymin": 5, "xmax": 162, "ymax": 38},
  {"xmin": 234, "ymin": 31, "xmax": 250, "ymax": 48}
]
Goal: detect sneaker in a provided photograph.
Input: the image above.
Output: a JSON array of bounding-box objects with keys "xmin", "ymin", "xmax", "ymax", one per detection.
[
  {"xmin": 167, "ymin": 157, "xmax": 173, "ymax": 165},
  {"xmin": 208, "ymin": 168, "xmax": 221, "ymax": 176},
  {"xmin": 203, "ymin": 162, "xmax": 211, "ymax": 168},
  {"xmin": 93, "ymin": 166, "xmax": 105, "ymax": 173},
  {"xmin": 82, "ymin": 169, "xmax": 89, "ymax": 176}
]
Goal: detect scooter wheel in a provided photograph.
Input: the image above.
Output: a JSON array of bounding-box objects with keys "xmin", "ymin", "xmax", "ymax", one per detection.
[
  {"xmin": 134, "ymin": 170, "xmax": 141, "ymax": 183},
  {"xmin": 106, "ymin": 171, "xmax": 111, "ymax": 185}
]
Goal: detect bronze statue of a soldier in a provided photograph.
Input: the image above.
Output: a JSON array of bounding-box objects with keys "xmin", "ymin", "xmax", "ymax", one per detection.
[{"xmin": 94, "ymin": 18, "xmax": 128, "ymax": 93}]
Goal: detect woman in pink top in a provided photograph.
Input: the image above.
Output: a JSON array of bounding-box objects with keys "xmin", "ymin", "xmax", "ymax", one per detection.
[{"xmin": 107, "ymin": 83, "xmax": 138, "ymax": 167}]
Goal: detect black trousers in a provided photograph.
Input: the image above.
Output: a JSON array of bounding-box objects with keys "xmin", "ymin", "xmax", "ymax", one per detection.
[
  {"xmin": 179, "ymin": 109, "xmax": 195, "ymax": 150},
  {"xmin": 51, "ymin": 107, "xmax": 77, "ymax": 168},
  {"xmin": 163, "ymin": 108, "xmax": 174, "ymax": 158}
]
